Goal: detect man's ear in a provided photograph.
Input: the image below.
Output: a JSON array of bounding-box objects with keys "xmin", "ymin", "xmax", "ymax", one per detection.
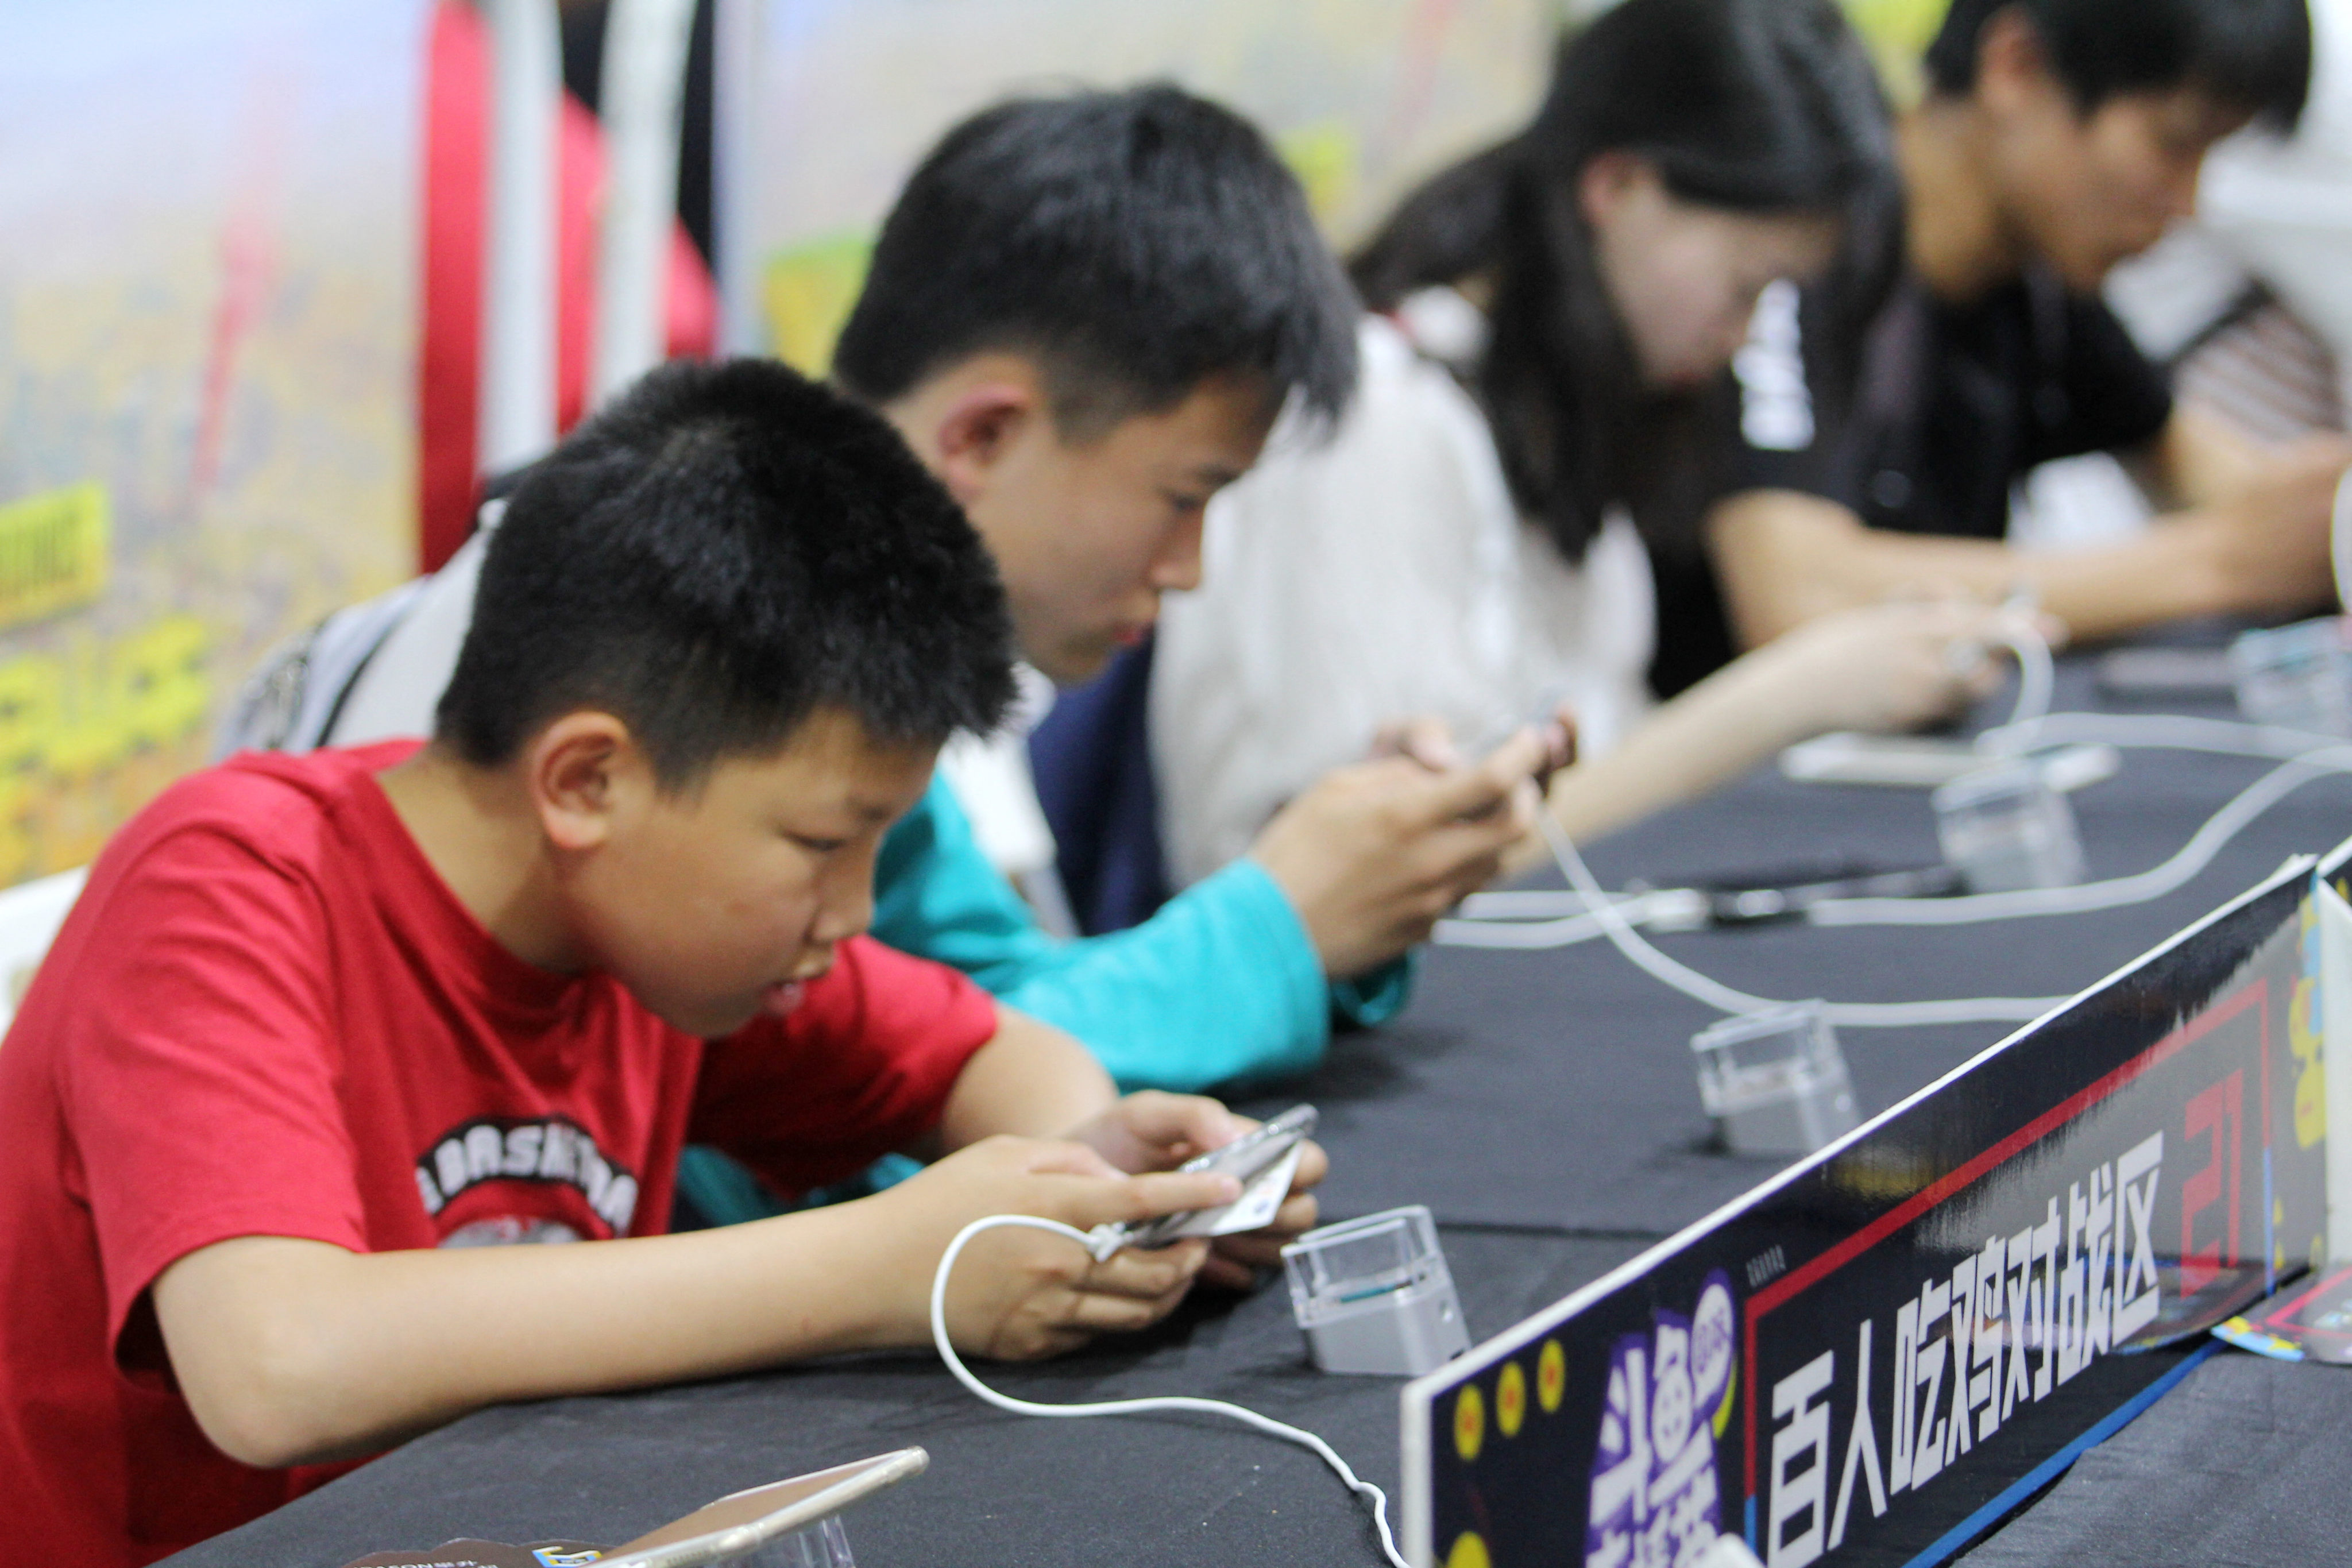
[
  {"xmin": 928, "ymin": 373, "xmax": 1045, "ymax": 506},
  {"xmin": 1575, "ymin": 149, "xmax": 1656, "ymax": 233},
  {"xmin": 1973, "ymin": 6, "xmax": 2061, "ymax": 120},
  {"xmin": 525, "ymin": 712, "xmax": 646, "ymax": 852}
]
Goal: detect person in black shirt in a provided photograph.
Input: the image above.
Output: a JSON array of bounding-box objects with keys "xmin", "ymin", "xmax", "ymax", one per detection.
[{"xmin": 1682, "ymin": 0, "xmax": 2350, "ymax": 693}]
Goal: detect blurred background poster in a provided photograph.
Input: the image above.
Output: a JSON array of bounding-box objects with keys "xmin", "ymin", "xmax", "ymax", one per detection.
[
  {"xmin": 0, "ymin": 0, "xmax": 1954, "ymax": 894},
  {"xmin": 735, "ymin": 0, "xmax": 1565, "ymax": 370},
  {"xmin": 0, "ymin": 1, "xmax": 422, "ymax": 883}
]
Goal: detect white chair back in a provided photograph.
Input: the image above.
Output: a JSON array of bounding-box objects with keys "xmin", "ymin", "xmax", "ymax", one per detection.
[{"xmin": 0, "ymin": 866, "xmax": 88, "ymax": 1038}]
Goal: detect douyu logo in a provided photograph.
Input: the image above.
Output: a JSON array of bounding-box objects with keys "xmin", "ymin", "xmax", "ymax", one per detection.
[{"xmin": 1586, "ymin": 1270, "xmax": 1738, "ymax": 1568}]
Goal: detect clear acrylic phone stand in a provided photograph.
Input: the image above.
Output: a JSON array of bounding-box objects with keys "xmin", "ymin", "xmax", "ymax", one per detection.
[
  {"xmin": 1281, "ymin": 1205, "xmax": 1469, "ymax": 1376},
  {"xmin": 1690, "ymin": 1001, "xmax": 1859, "ymax": 1158},
  {"xmin": 2230, "ymin": 615, "xmax": 2352, "ymax": 736},
  {"xmin": 734, "ymin": 1516, "xmax": 853, "ymax": 1568},
  {"xmin": 1931, "ymin": 759, "xmax": 2085, "ymax": 893}
]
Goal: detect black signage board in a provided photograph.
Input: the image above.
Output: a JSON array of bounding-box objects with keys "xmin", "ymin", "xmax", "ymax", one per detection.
[{"xmin": 1403, "ymin": 858, "xmax": 2329, "ymax": 1568}]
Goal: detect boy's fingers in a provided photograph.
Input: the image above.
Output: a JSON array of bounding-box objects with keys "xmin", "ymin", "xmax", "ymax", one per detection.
[
  {"xmin": 1480, "ymin": 727, "xmax": 1552, "ymax": 784},
  {"xmin": 1550, "ymin": 705, "xmax": 1580, "ymax": 769},
  {"xmin": 1019, "ymin": 1138, "xmax": 1129, "ymax": 1181},
  {"xmin": 1061, "ymin": 1287, "xmax": 1184, "ymax": 1335},
  {"xmin": 1198, "ymin": 1253, "xmax": 1260, "ymax": 1291},
  {"xmin": 1383, "ymin": 715, "xmax": 1459, "ymax": 771},
  {"xmin": 1414, "ymin": 730, "xmax": 1550, "ymax": 827},
  {"xmin": 1111, "ymin": 1092, "xmax": 1243, "ymax": 1162},
  {"xmin": 1210, "ymin": 1232, "xmax": 1292, "ymax": 1270},
  {"xmin": 1106, "ymin": 1169, "xmax": 1242, "ymax": 1221},
  {"xmin": 1416, "ymin": 800, "xmax": 1538, "ymax": 885},
  {"xmin": 1085, "ymin": 1239, "xmax": 1208, "ymax": 1300},
  {"xmin": 1265, "ymin": 1191, "xmax": 1320, "ymax": 1236}
]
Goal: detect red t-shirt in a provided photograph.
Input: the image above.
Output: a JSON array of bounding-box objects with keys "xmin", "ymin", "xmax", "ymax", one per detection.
[{"xmin": 0, "ymin": 744, "xmax": 996, "ymax": 1567}]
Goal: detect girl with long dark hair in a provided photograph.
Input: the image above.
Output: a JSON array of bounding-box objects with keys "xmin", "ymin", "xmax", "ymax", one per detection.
[{"xmin": 1153, "ymin": 0, "xmax": 2021, "ymax": 885}]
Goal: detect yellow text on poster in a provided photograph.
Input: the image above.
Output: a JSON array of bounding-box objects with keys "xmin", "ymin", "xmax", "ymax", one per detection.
[
  {"xmin": 0, "ymin": 482, "xmax": 110, "ymax": 632},
  {"xmin": 0, "ymin": 613, "xmax": 213, "ymax": 880}
]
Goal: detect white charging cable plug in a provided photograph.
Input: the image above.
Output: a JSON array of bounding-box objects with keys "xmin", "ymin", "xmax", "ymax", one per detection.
[{"xmin": 930, "ymin": 1213, "xmax": 1410, "ymax": 1568}]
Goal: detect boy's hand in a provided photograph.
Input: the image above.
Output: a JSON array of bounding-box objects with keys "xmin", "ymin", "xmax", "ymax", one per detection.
[
  {"xmin": 1759, "ymin": 598, "xmax": 2025, "ymax": 736},
  {"xmin": 1249, "ymin": 730, "xmax": 1554, "ymax": 978},
  {"xmin": 1374, "ymin": 709, "xmax": 1577, "ymax": 792},
  {"xmin": 1062, "ymin": 1092, "xmax": 1327, "ymax": 1290},
  {"xmin": 1065, "ymin": 1089, "xmax": 1242, "ymax": 1173},
  {"xmin": 1199, "ymin": 1134, "xmax": 1326, "ymax": 1290},
  {"xmin": 877, "ymin": 1133, "xmax": 1241, "ymax": 1361}
]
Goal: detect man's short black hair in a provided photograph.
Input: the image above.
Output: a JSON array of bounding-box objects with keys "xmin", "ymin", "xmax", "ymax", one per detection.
[
  {"xmin": 437, "ymin": 358, "xmax": 1016, "ymax": 785},
  {"xmin": 831, "ymin": 83, "xmax": 1360, "ymax": 438},
  {"xmin": 1926, "ymin": 0, "xmax": 2310, "ymax": 130}
]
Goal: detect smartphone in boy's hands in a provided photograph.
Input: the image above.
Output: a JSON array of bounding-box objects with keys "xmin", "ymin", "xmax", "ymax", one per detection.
[
  {"xmin": 1470, "ymin": 701, "xmax": 1577, "ymax": 794},
  {"xmin": 1090, "ymin": 1104, "xmax": 1318, "ymax": 1256}
]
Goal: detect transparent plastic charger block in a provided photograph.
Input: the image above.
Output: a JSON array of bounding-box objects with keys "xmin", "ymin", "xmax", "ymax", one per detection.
[
  {"xmin": 1690, "ymin": 1001, "xmax": 1858, "ymax": 1157},
  {"xmin": 2230, "ymin": 615, "xmax": 2352, "ymax": 736},
  {"xmin": 1281, "ymin": 1205, "xmax": 1469, "ymax": 1376},
  {"xmin": 1931, "ymin": 759, "xmax": 2085, "ymax": 893},
  {"xmin": 725, "ymin": 1516, "xmax": 853, "ymax": 1568}
]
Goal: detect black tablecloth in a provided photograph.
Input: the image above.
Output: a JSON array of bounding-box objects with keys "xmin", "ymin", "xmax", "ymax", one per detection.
[
  {"xmin": 1957, "ymin": 1351, "xmax": 2352, "ymax": 1567},
  {"xmin": 159, "ymin": 659, "xmax": 2352, "ymax": 1567}
]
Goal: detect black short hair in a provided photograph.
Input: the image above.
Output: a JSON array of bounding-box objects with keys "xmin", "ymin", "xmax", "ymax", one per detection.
[
  {"xmin": 1925, "ymin": 0, "xmax": 2310, "ymax": 129},
  {"xmin": 831, "ymin": 83, "xmax": 1359, "ymax": 439},
  {"xmin": 437, "ymin": 358, "xmax": 1016, "ymax": 785}
]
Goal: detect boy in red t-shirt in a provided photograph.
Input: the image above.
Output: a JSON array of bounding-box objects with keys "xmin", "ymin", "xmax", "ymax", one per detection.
[{"xmin": 0, "ymin": 359, "xmax": 1318, "ymax": 1567}]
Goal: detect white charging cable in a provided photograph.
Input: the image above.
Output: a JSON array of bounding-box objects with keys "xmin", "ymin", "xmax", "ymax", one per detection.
[
  {"xmin": 930, "ymin": 1213, "xmax": 1409, "ymax": 1568},
  {"xmin": 1532, "ymin": 810, "xmax": 2064, "ymax": 1026},
  {"xmin": 1988, "ymin": 610, "xmax": 2056, "ymax": 737},
  {"xmin": 1983, "ymin": 708, "xmax": 2350, "ymax": 762},
  {"xmin": 1439, "ymin": 887, "xmax": 1700, "ymax": 949},
  {"xmin": 1810, "ymin": 746, "xmax": 2352, "ymax": 925},
  {"xmin": 1449, "ymin": 729, "xmax": 2352, "ymax": 944}
]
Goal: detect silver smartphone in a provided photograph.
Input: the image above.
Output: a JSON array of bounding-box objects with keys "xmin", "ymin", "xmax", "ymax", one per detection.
[
  {"xmin": 1106, "ymin": 1104, "xmax": 1319, "ymax": 1253},
  {"xmin": 596, "ymin": 1448, "xmax": 929, "ymax": 1568}
]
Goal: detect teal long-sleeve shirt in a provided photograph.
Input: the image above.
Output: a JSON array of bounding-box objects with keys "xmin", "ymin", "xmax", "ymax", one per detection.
[{"xmin": 868, "ymin": 773, "xmax": 1410, "ymax": 1092}]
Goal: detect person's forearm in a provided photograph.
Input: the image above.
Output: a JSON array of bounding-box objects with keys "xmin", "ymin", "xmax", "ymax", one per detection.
[
  {"xmin": 1540, "ymin": 650, "xmax": 1835, "ymax": 849},
  {"xmin": 932, "ymin": 1002, "xmax": 1117, "ymax": 1150},
  {"xmin": 155, "ymin": 1205, "xmax": 917, "ymax": 1469},
  {"xmin": 1710, "ymin": 490, "xmax": 2248, "ymax": 648},
  {"xmin": 2133, "ymin": 405, "xmax": 2271, "ymax": 511},
  {"xmin": 2011, "ymin": 523, "xmax": 2236, "ymax": 641}
]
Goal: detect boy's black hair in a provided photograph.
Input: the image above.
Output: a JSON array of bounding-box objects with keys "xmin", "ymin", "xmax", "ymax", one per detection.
[
  {"xmin": 437, "ymin": 358, "xmax": 1017, "ymax": 785},
  {"xmin": 1925, "ymin": 0, "xmax": 2310, "ymax": 130},
  {"xmin": 831, "ymin": 83, "xmax": 1359, "ymax": 438}
]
